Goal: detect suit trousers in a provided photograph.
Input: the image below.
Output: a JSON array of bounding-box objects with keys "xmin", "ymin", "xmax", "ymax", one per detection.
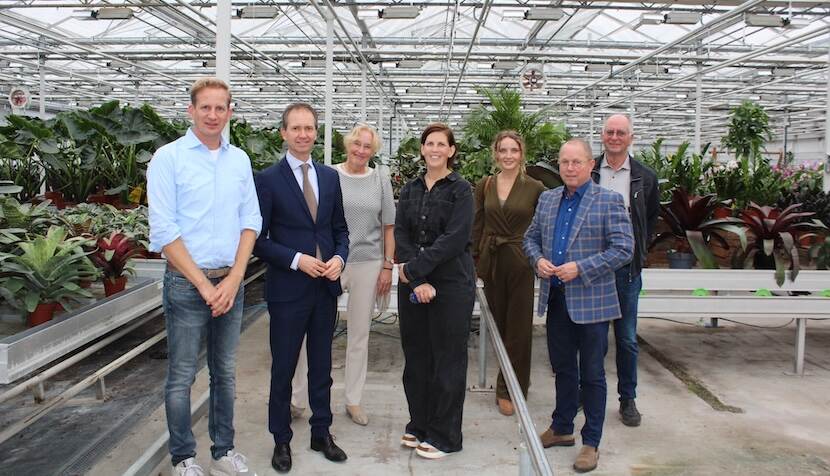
[
  {"xmin": 268, "ymin": 279, "xmax": 336, "ymax": 444},
  {"xmin": 291, "ymin": 260, "xmax": 384, "ymax": 408},
  {"xmin": 546, "ymin": 287, "xmax": 610, "ymax": 448},
  {"xmin": 398, "ymin": 282, "xmax": 474, "ymax": 454}
]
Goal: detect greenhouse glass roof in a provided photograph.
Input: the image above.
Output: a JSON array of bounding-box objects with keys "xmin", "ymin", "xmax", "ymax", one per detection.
[{"xmin": 0, "ymin": 0, "xmax": 828, "ymax": 146}]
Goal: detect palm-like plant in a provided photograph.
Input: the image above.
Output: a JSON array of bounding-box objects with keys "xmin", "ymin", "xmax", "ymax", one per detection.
[
  {"xmin": 0, "ymin": 226, "xmax": 99, "ymax": 313},
  {"xmin": 459, "ymin": 87, "xmax": 568, "ymax": 184},
  {"xmin": 734, "ymin": 203, "xmax": 827, "ymax": 285},
  {"xmin": 651, "ymin": 188, "xmax": 745, "ymax": 269}
]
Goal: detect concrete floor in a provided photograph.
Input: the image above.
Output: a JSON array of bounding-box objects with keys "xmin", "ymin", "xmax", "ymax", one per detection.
[{"xmin": 92, "ymin": 312, "xmax": 830, "ymax": 476}]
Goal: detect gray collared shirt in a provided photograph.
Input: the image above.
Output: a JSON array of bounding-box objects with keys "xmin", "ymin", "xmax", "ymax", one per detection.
[{"xmin": 599, "ymin": 154, "xmax": 631, "ymax": 209}]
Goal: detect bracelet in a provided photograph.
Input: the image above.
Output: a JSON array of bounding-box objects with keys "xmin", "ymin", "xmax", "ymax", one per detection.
[{"xmin": 383, "ymin": 266, "xmax": 393, "ymax": 271}]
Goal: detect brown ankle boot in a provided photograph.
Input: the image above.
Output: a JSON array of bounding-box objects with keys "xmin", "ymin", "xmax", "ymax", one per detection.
[
  {"xmin": 539, "ymin": 428, "xmax": 575, "ymax": 448},
  {"xmin": 497, "ymin": 398, "xmax": 514, "ymax": 416},
  {"xmin": 573, "ymin": 445, "xmax": 599, "ymax": 473}
]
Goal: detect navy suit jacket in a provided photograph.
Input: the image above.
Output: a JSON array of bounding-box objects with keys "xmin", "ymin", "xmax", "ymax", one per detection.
[{"xmin": 253, "ymin": 157, "xmax": 349, "ymax": 302}]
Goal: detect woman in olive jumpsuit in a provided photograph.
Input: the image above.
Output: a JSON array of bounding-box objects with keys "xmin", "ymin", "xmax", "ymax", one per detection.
[{"xmin": 472, "ymin": 131, "xmax": 545, "ymax": 416}]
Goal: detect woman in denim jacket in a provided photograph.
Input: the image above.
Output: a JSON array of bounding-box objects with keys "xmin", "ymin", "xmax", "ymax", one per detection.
[{"xmin": 394, "ymin": 123, "xmax": 476, "ymax": 460}]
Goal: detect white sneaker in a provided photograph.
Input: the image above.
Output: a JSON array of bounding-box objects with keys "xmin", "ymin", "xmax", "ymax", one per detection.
[
  {"xmin": 173, "ymin": 457, "xmax": 205, "ymax": 476},
  {"xmin": 210, "ymin": 450, "xmax": 257, "ymax": 476},
  {"xmin": 415, "ymin": 442, "xmax": 448, "ymax": 459}
]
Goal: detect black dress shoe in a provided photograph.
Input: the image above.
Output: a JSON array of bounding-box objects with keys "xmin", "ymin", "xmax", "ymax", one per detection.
[
  {"xmin": 272, "ymin": 442, "xmax": 292, "ymax": 473},
  {"xmin": 311, "ymin": 434, "xmax": 347, "ymax": 462}
]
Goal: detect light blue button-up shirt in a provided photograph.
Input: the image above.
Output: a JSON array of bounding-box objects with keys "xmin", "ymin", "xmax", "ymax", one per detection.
[{"xmin": 147, "ymin": 128, "xmax": 262, "ymax": 269}]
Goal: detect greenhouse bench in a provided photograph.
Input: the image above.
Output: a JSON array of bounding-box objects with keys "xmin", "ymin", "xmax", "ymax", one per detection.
[
  {"xmin": 338, "ymin": 268, "xmax": 828, "ymax": 375},
  {"xmin": 638, "ymin": 269, "xmax": 830, "ymax": 375}
]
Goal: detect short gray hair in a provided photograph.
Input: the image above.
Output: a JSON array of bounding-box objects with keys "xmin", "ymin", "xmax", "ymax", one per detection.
[{"xmin": 560, "ymin": 138, "xmax": 593, "ymax": 161}]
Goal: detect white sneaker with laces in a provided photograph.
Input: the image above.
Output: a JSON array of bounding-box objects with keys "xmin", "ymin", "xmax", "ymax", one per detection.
[
  {"xmin": 210, "ymin": 450, "xmax": 257, "ymax": 476},
  {"xmin": 173, "ymin": 457, "xmax": 205, "ymax": 476}
]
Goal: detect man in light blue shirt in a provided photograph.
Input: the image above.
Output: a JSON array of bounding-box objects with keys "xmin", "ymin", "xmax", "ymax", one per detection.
[{"xmin": 147, "ymin": 77, "xmax": 262, "ymax": 476}]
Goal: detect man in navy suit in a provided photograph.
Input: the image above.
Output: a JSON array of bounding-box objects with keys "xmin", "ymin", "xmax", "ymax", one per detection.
[{"xmin": 253, "ymin": 103, "xmax": 349, "ymax": 473}]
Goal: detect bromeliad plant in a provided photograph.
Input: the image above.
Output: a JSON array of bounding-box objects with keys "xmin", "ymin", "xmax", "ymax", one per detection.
[
  {"xmin": 651, "ymin": 188, "xmax": 746, "ymax": 269},
  {"xmin": 89, "ymin": 232, "xmax": 142, "ymax": 282},
  {"xmin": 733, "ymin": 203, "xmax": 827, "ymax": 285},
  {"xmin": 0, "ymin": 226, "xmax": 99, "ymax": 314}
]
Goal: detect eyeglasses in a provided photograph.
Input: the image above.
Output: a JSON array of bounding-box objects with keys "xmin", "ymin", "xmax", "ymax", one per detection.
[
  {"xmin": 559, "ymin": 159, "xmax": 588, "ymax": 169},
  {"xmin": 603, "ymin": 129, "xmax": 630, "ymax": 137}
]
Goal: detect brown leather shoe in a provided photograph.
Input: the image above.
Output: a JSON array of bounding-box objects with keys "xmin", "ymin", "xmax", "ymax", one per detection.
[
  {"xmin": 539, "ymin": 428, "xmax": 575, "ymax": 448},
  {"xmin": 497, "ymin": 398, "xmax": 514, "ymax": 416},
  {"xmin": 573, "ymin": 445, "xmax": 599, "ymax": 473}
]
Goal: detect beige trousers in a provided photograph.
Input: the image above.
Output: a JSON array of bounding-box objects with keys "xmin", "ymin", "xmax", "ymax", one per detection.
[{"xmin": 292, "ymin": 259, "xmax": 384, "ymax": 407}]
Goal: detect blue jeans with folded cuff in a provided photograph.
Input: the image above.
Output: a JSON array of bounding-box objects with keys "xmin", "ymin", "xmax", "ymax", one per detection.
[
  {"xmin": 547, "ymin": 288, "xmax": 609, "ymax": 448},
  {"xmin": 163, "ymin": 270, "xmax": 244, "ymax": 466},
  {"xmin": 613, "ymin": 266, "xmax": 642, "ymax": 401}
]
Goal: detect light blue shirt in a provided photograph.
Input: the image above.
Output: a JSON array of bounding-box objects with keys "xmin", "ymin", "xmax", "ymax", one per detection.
[{"xmin": 147, "ymin": 128, "xmax": 262, "ymax": 269}]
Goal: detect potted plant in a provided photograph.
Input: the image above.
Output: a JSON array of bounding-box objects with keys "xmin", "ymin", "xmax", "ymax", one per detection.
[
  {"xmin": 89, "ymin": 231, "xmax": 142, "ymax": 296},
  {"xmin": 0, "ymin": 196, "xmax": 59, "ymax": 237},
  {"xmin": 0, "ymin": 226, "xmax": 99, "ymax": 326},
  {"xmin": 809, "ymin": 235, "xmax": 830, "ymax": 270},
  {"xmin": 650, "ymin": 188, "xmax": 745, "ymax": 269},
  {"xmin": 459, "ymin": 87, "xmax": 569, "ymax": 185},
  {"xmin": 734, "ymin": 203, "xmax": 827, "ymax": 285}
]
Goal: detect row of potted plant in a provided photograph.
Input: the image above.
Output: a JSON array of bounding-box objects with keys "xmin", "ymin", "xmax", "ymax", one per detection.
[
  {"xmin": 652, "ymin": 187, "xmax": 828, "ymax": 285},
  {"xmin": 0, "ymin": 193, "xmax": 147, "ymax": 326}
]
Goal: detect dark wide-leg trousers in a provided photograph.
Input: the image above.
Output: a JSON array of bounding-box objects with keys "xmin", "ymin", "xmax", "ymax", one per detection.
[{"xmin": 398, "ymin": 283, "xmax": 474, "ymax": 453}]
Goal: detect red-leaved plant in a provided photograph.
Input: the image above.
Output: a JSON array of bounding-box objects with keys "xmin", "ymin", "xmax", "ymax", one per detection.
[
  {"xmin": 733, "ymin": 202, "xmax": 826, "ymax": 285},
  {"xmin": 650, "ymin": 188, "xmax": 745, "ymax": 269},
  {"xmin": 89, "ymin": 232, "xmax": 142, "ymax": 282}
]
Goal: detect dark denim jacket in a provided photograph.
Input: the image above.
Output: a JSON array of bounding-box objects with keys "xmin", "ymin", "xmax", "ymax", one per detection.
[{"xmin": 394, "ymin": 171, "xmax": 476, "ymax": 290}]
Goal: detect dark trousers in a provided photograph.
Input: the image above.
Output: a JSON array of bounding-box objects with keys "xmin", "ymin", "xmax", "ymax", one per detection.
[
  {"xmin": 613, "ymin": 266, "xmax": 642, "ymax": 401},
  {"xmin": 268, "ymin": 279, "xmax": 335, "ymax": 444},
  {"xmin": 547, "ymin": 288, "xmax": 609, "ymax": 448},
  {"xmin": 483, "ymin": 255, "xmax": 534, "ymax": 400},
  {"xmin": 398, "ymin": 283, "xmax": 474, "ymax": 453}
]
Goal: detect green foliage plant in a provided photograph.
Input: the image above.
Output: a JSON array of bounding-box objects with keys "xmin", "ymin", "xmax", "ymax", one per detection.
[
  {"xmin": 459, "ymin": 87, "xmax": 568, "ymax": 184},
  {"xmin": 0, "ymin": 226, "xmax": 99, "ymax": 313}
]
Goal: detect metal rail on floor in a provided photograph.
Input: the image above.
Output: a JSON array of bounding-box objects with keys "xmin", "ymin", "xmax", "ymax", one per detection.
[
  {"xmin": 0, "ymin": 265, "xmax": 267, "ymax": 448},
  {"xmin": 475, "ymin": 287, "xmax": 554, "ymax": 476}
]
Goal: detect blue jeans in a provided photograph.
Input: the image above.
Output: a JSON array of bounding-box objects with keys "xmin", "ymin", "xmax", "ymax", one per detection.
[
  {"xmin": 163, "ymin": 270, "xmax": 244, "ymax": 466},
  {"xmin": 613, "ymin": 266, "xmax": 642, "ymax": 401},
  {"xmin": 547, "ymin": 288, "xmax": 609, "ymax": 448}
]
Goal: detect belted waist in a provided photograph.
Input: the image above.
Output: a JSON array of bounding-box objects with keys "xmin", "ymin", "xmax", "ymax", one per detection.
[
  {"xmin": 167, "ymin": 262, "xmax": 231, "ymax": 279},
  {"xmin": 476, "ymin": 234, "xmax": 525, "ymax": 281},
  {"xmin": 485, "ymin": 234, "xmax": 524, "ymax": 249}
]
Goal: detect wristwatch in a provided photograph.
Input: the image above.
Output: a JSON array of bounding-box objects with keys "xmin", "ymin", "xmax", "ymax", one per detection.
[{"xmin": 384, "ymin": 256, "xmax": 395, "ymax": 265}]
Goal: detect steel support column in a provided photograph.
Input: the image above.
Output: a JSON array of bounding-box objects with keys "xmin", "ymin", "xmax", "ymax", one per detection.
[
  {"xmin": 324, "ymin": 12, "xmax": 333, "ymax": 165},
  {"xmin": 215, "ymin": 0, "xmax": 231, "ymax": 140},
  {"xmin": 695, "ymin": 63, "xmax": 702, "ymax": 154},
  {"xmin": 825, "ymin": 49, "xmax": 830, "ymax": 192}
]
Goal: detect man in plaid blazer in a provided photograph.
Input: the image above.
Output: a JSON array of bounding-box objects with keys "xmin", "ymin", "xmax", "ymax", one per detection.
[{"xmin": 523, "ymin": 138, "xmax": 633, "ymax": 473}]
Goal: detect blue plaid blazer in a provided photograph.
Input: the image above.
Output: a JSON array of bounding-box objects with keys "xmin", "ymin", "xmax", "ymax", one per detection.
[{"xmin": 522, "ymin": 181, "xmax": 634, "ymax": 322}]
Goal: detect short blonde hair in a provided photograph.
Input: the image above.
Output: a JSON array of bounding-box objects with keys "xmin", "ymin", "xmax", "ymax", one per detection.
[
  {"xmin": 343, "ymin": 123, "xmax": 382, "ymax": 155},
  {"xmin": 190, "ymin": 77, "xmax": 231, "ymax": 106}
]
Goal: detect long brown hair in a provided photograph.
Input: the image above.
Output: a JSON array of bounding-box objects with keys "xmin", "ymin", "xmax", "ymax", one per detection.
[{"xmin": 491, "ymin": 130, "xmax": 526, "ymax": 176}]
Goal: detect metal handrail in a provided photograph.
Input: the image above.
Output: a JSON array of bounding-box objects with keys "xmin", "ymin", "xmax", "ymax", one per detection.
[{"xmin": 476, "ymin": 287, "xmax": 553, "ymax": 476}]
